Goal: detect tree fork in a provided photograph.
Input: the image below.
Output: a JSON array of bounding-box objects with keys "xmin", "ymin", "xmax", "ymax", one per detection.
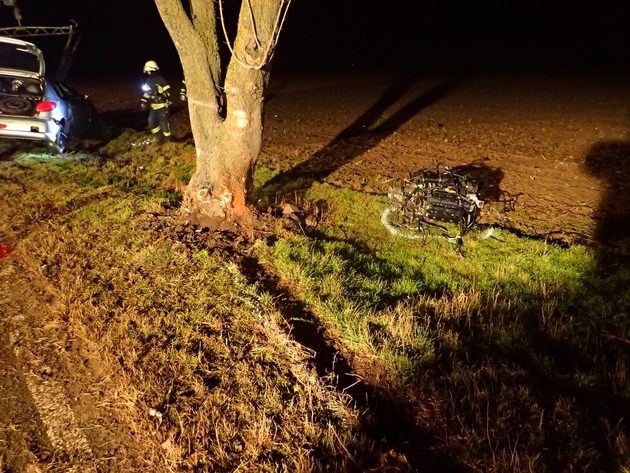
[{"xmin": 155, "ymin": 0, "xmax": 291, "ymax": 231}]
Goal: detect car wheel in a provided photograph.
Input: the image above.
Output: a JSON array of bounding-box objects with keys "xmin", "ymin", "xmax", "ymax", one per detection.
[{"xmin": 46, "ymin": 128, "xmax": 66, "ymax": 154}]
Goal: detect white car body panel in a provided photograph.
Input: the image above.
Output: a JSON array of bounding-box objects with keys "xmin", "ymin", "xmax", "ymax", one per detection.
[{"xmin": 0, "ymin": 36, "xmax": 97, "ymax": 152}]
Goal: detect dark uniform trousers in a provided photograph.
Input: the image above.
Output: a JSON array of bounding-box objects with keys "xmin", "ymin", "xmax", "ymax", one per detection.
[{"xmin": 141, "ymin": 73, "xmax": 173, "ymax": 142}]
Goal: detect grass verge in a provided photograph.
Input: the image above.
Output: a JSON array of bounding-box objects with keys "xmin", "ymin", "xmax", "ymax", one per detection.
[
  {"xmin": 0, "ymin": 140, "xmax": 367, "ymax": 472},
  {"xmin": 256, "ymin": 178, "xmax": 630, "ymax": 472}
]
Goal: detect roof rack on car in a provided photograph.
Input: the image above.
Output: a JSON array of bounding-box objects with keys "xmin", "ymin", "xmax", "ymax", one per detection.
[
  {"xmin": 0, "ymin": 20, "xmax": 79, "ymax": 82},
  {"xmin": 0, "ymin": 25, "xmax": 74, "ymax": 37}
]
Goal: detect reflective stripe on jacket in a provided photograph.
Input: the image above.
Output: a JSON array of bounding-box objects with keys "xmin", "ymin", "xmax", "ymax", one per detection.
[{"xmin": 141, "ymin": 73, "xmax": 171, "ymax": 110}]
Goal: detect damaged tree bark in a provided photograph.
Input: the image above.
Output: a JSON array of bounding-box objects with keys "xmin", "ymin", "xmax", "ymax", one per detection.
[{"xmin": 153, "ymin": 0, "xmax": 290, "ymax": 229}]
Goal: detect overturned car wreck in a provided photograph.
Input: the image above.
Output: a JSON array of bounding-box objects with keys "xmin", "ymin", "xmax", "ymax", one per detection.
[{"xmin": 382, "ymin": 164, "xmax": 484, "ymax": 246}]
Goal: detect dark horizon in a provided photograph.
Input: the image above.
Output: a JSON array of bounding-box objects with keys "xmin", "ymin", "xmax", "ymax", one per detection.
[{"xmin": 1, "ymin": 0, "xmax": 629, "ymax": 79}]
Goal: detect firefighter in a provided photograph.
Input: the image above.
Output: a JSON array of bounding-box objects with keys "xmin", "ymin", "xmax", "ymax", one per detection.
[
  {"xmin": 140, "ymin": 60, "xmax": 173, "ymax": 143},
  {"xmin": 180, "ymin": 79, "xmax": 187, "ymax": 102}
]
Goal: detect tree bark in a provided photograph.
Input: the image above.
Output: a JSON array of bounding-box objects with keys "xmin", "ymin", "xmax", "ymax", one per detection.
[{"xmin": 154, "ymin": 0, "xmax": 286, "ymax": 230}]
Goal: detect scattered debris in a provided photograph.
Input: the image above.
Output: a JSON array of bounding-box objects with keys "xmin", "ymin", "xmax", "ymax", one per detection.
[
  {"xmin": 278, "ymin": 202, "xmax": 319, "ymax": 230},
  {"xmin": 0, "ymin": 243, "xmax": 15, "ymax": 258},
  {"xmin": 149, "ymin": 407, "xmax": 163, "ymax": 422},
  {"xmin": 132, "ymin": 138, "xmax": 155, "ymax": 147}
]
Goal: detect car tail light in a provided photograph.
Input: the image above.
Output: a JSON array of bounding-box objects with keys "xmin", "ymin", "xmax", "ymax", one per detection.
[
  {"xmin": 0, "ymin": 124, "xmax": 6, "ymax": 129},
  {"xmin": 36, "ymin": 101, "xmax": 57, "ymax": 113}
]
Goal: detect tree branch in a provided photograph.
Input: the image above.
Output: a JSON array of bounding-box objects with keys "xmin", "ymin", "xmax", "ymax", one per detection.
[
  {"xmin": 154, "ymin": 0, "xmax": 221, "ymax": 112},
  {"xmin": 189, "ymin": 0, "xmax": 221, "ymax": 86},
  {"xmin": 153, "ymin": 0, "xmax": 197, "ymax": 52}
]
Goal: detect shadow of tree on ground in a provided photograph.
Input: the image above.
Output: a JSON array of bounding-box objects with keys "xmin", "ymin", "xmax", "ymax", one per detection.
[
  {"xmin": 263, "ymin": 72, "xmax": 462, "ymax": 196},
  {"xmin": 237, "ymin": 251, "xmax": 465, "ymax": 472}
]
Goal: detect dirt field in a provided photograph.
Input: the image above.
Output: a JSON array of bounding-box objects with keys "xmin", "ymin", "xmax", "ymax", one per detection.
[
  {"xmin": 2, "ymin": 68, "xmax": 630, "ymax": 471},
  {"xmin": 252, "ymin": 69, "xmax": 630, "ymax": 248}
]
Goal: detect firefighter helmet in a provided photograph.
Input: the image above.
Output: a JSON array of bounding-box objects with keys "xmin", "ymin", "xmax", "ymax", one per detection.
[{"xmin": 143, "ymin": 60, "xmax": 159, "ymax": 73}]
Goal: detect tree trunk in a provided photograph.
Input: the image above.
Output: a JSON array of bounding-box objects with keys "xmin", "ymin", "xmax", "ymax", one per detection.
[{"xmin": 154, "ymin": 0, "xmax": 286, "ymax": 230}]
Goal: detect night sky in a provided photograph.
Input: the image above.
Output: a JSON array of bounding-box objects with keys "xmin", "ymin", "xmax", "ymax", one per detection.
[{"xmin": 1, "ymin": 0, "xmax": 629, "ymax": 79}]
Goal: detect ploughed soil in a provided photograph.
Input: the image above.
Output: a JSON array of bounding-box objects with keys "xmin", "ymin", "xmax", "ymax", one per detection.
[
  {"xmin": 254, "ymin": 69, "xmax": 630, "ymax": 249},
  {"xmin": 2, "ymin": 68, "xmax": 630, "ymax": 471}
]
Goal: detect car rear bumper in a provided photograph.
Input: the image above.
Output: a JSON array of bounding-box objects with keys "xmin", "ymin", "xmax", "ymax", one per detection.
[{"xmin": 0, "ymin": 117, "xmax": 59, "ymax": 144}]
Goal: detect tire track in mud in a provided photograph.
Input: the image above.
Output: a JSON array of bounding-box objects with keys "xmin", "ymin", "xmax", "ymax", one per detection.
[
  {"xmin": 0, "ymin": 262, "xmax": 123, "ymax": 472},
  {"xmin": 0, "ymin": 330, "xmax": 47, "ymax": 471},
  {"xmin": 5, "ymin": 310, "xmax": 96, "ymax": 472}
]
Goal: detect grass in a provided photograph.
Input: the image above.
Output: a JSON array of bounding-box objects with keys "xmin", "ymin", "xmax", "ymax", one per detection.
[
  {"xmin": 1, "ymin": 137, "xmax": 629, "ymax": 472},
  {"xmin": 256, "ymin": 178, "xmax": 630, "ymax": 471},
  {"xmin": 0, "ymin": 141, "xmax": 365, "ymax": 472}
]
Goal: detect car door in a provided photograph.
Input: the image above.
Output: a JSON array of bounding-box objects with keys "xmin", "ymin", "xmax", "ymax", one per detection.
[{"xmin": 49, "ymin": 80, "xmax": 97, "ymax": 137}]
